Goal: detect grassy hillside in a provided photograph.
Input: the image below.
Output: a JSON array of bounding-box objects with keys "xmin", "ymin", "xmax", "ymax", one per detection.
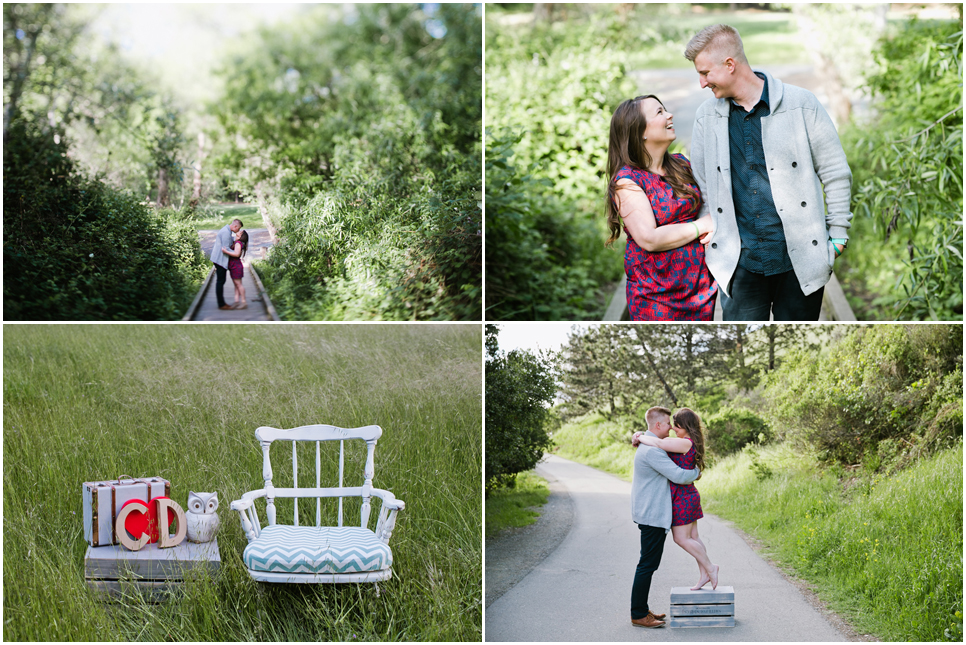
[
  {"xmin": 701, "ymin": 441, "xmax": 963, "ymax": 642},
  {"xmin": 3, "ymin": 324, "xmax": 482, "ymax": 641}
]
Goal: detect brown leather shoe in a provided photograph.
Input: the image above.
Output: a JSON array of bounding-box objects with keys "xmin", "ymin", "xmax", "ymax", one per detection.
[
  {"xmin": 631, "ymin": 613, "xmax": 665, "ymax": 628},
  {"xmin": 649, "ymin": 610, "xmax": 666, "ymax": 620},
  {"xmin": 219, "ymin": 305, "xmax": 233, "ymax": 310}
]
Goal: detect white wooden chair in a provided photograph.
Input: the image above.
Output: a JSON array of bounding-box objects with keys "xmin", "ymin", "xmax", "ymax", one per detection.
[{"xmin": 230, "ymin": 424, "xmax": 404, "ymax": 584}]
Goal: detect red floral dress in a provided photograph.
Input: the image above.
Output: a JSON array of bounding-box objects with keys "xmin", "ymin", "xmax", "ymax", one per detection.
[
  {"xmin": 668, "ymin": 438, "xmax": 703, "ymax": 527},
  {"xmin": 228, "ymin": 239, "xmax": 247, "ymax": 280},
  {"xmin": 614, "ymin": 156, "xmax": 716, "ymax": 321}
]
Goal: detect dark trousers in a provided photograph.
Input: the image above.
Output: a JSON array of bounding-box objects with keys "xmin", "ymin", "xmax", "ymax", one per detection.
[
  {"xmin": 631, "ymin": 524, "xmax": 667, "ymax": 619},
  {"xmin": 214, "ymin": 263, "xmax": 228, "ymax": 308},
  {"xmin": 721, "ymin": 265, "xmax": 825, "ymax": 321}
]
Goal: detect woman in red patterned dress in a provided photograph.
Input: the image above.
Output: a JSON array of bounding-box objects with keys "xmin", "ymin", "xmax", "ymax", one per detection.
[
  {"xmin": 636, "ymin": 407, "xmax": 720, "ymax": 590},
  {"xmin": 606, "ymin": 95, "xmax": 717, "ymax": 320}
]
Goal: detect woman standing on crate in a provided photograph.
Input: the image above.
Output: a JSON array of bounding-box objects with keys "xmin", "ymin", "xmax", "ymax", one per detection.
[
  {"xmin": 634, "ymin": 407, "xmax": 720, "ymax": 590},
  {"xmin": 222, "ymin": 229, "xmax": 249, "ymax": 310},
  {"xmin": 606, "ymin": 95, "xmax": 717, "ymax": 321}
]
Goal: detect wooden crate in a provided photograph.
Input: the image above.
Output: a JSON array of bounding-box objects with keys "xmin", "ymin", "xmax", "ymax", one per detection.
[
  {"xmin": 668, "ymin": 586, "xmax": 735, "ymax": 628},
  {"xmin": 85, "ymin": 539, "xmax": 220, "ymax": 601}
]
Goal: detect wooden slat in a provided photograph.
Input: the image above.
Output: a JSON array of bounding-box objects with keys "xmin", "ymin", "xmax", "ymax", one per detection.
[
  {"xmin": 669, "ymin": 615, "xmax": 735, "ymax": 628},
  {"xmin": 85, "ymin": 540, "xmax": 220, "ymax": 580},
  {"xmin": 671, "ymin": 603, "xmax": 734, "ymax": 617},
  {"xmin": 86, "ymin": 579, "xmax": 180, "ymax": 602},
  {"xmin": 602, "ymin": 274, "xmax": 629, "ymax": 321},
  {"xmin": 670, "ymin": 586, "xmax": 735, "ymax": 604}
]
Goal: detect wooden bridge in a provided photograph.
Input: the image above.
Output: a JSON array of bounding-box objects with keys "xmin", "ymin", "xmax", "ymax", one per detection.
[
  {"xmin": 602, "ymin": 271, "xmax": 856, "ymax": 321},
  {"xmin": 182, "ymin": 228, "xmax": 280, "ymax": 322}
]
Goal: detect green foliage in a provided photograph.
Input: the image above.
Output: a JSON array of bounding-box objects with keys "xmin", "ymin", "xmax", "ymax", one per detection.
[
  {"xmin": 485, "ymin": 129, "xmax": 616, "ymax": 319},
  {"xmin": 841, "ymin": 19, "xmax": 963, "ymax": 320},
  {"xmin": 485, "ymin": 13, "xmax": 633, "ymax": 319},
  {"xmin": 765, "ymin": 325, "xmax": 963, "ymax": 464},
  {"xmin": 705, "ymin": 407, "xmax": 772, "ymax": 456},
  {"xmin": 3, "ymin": 117, "xmax": 208, "ymax": 320},
  {"xmin": 485, "ymin": 337, "xmax": 557, "ymax": 495},
  {"xmin": 485, "ymin": 470, "xmax": 551, "ymax": 538},
  {"xmin": 701, "ymin": 441, "xmax": 963, "ymax": 642},
  {"xmin": 215, "ymin": 4, "xmax": 481, "ymax": 320}
]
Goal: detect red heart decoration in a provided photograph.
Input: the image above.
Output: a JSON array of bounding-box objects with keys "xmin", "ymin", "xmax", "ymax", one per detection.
[{"xmin": 122, "ymin": 497, "xmax": 176, "ymax": 544}]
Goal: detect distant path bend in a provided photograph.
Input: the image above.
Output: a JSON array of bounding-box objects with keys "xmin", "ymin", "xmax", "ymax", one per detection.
[{"xmin": 485, "ymin": 454, "xmax": 850, "ymax": 642}]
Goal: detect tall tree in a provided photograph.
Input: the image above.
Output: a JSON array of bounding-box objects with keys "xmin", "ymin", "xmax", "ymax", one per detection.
[{"xmin": 485, "ymin": 326, "xmax": 556, "ymax": 494}]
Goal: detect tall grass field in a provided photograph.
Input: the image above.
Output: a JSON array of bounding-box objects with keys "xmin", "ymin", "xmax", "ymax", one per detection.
[{"xmin": 3, "ymin": 324, "xmax": 482, "ymax": 641}]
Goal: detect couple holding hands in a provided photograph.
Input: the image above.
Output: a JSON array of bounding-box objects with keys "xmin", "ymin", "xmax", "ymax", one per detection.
[{"xmin": 607, "ymin": 24, "xmax": 853, "ymax": 322}]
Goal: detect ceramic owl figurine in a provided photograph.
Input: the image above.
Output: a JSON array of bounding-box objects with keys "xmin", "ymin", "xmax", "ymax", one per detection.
[{"xmin": 185, "ymin": 491, "xmax": 220, "ymax": 543}]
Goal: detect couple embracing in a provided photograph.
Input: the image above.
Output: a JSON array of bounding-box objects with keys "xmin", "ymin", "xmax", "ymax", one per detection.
[
  {"xmin": 210, "ymin": 219, "xmax": 249, "ymax": 310},
  {"xmin": 607, "ymin": 24, "xmax": 853, "ymax": 321},
  {"xmin": 630, "ymin": 406, "xmax": 718, "ymax": 629}
]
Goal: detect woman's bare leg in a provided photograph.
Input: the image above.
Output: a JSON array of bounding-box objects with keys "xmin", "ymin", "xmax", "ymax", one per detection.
[
  {"xmin": 672, "ymin": 523, "xmax": 718, "ymax": 589},
  {"xmin": 689, "ymin": 522, "xmax": 718, "ymax": 589}
]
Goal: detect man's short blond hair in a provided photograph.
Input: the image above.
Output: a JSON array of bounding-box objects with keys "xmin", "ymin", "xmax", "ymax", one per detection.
[
  {"xmin": 645, "ymin": 406, "xmax": 671, "ymax": 427},
  {"xmin": 684, "ymin": 24, "xmax": 748, "ymax": 66}
]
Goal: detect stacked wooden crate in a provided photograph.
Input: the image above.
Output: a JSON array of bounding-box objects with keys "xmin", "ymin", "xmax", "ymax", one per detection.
[
  {"xmin": 85, "ymin": 539, "xmax": 220, "ymax": 601},
  {"xmin": 668, "ymin": 586, "xmax": 735, "ymax": 627}
]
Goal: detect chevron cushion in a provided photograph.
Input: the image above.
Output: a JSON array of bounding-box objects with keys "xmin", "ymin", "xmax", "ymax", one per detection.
[{"xmin": 243, "ymin": 525, "xmax": 393, "ymax": 574}]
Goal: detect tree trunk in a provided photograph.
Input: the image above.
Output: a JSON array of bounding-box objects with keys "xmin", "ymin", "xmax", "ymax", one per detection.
[
  {"xmin": 3, "ymin": 22, "xmax": 44, "ymax": 143},
  {"xmin": 533, "ymin": 3, "xmax": 553, "ymax": 24},
  {"xmin": 637, "ymin": 335, "xmax": 678, "ymax": 406},
  {"xmin": 157, "ymin": 167, "xmax": 170, "ymax": 208},
  {"xmin": 191, "ymin": 132, "xmax": 204, "ymax": 206}
]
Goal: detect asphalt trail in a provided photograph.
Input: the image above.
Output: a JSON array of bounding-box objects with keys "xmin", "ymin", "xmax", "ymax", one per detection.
[{"xmin": 485, "ymin": 454, "xmax": 848, "ymax": 642}]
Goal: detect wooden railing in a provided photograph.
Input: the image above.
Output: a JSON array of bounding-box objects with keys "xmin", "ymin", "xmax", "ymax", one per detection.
[{"xmin": 602, "ymin": 271, "xmax": 856, "ymax": 321}]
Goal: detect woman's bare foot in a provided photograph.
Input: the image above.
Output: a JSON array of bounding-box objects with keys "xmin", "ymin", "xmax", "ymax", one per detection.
[
  {"xmin": 690, "ymin": 571, "xmax": 711, "ymax": 590},
  {"xmin": 709, "ymin": 564, "xmax": 720, "ymax": 590}
]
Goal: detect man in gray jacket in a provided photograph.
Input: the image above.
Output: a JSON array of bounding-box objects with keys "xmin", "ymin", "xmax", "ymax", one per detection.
[
  {"xmin": 628, "ymin": 406, "xmax": 701, "ymax": 628},
  {"xmin": 686, "ymin": 24, "xmax": 853, "ymax": 320}
]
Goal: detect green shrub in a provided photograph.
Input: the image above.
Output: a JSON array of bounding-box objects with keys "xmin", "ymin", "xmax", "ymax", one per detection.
[
  {"xmin": 485, "ymin": 129, "xmax": 618, "ymax": 319},
  {"xmin": 3, "ymin": 117, "xmax": 208, "ymax": 320},
  {"xmin": 484, "ymin": 15, "xmax": 633, "ymax": 319},
  {"xmin": 765, "ymin": 325, "xmax": 963, "ymax": 464},
  {"xmin": 705, "ymin": 406, "xmax": 772, "ymax": 456},
  {"xmin": 840, "ymin": 19, "xmax": 963, "ymax": 320}
]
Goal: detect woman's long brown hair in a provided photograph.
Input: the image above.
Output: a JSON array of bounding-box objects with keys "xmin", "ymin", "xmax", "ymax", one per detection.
[
  {"xmin": 605, "ymin": 95, "xmax": 702, "ymax": 246},
  {"xmin": 672, "ymin": 407, "xmax": 706, "ymax": 471}
]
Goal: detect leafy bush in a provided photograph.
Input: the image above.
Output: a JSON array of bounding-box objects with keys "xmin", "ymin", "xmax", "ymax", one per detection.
[
  {"xmin": 3, "ymin": 117, "xmax": 208, "ymax": 320},
  {"xmin": 705, "ymin": 406, "xmax": 772, "ymax": 456},
  {"xmin": 485, "ymin": 345, "xmax": 557, "ymax": 495},
  {"xmin": 840, "ymin": 19, "xmax": 963, "ymax": 320},
  {"xmin": 485, "ymin": 129, "xmax": 617, "ymax": 319},
  {"xmin": 484, "ymin": 14, "xmax": 634, "ymax": 319},
  {"xmin": 765, "ymin": 325, "xmax": 963, "ymax": 464}
]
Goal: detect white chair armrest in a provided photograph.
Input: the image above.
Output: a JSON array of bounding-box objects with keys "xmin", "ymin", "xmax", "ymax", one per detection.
[
  {"xmin": 231, "ymin": 489, "xmax": 267, "ymax": 542},
  {"xmin": 370, "ymin": 488, "xmax": 405, "ymax": 511}
]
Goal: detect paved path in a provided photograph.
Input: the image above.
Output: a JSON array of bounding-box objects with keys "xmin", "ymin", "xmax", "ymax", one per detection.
[
  {"xmin": 187, "ymin": 229, "xmax": 277, "ymax": 321},
  {"xmin": 485, "ymin": 455, "xmax": 848, "ymax": 642}
]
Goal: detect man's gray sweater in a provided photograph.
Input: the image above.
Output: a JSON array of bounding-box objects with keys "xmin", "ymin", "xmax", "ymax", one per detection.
[{"xmin": 631, "ymin": 431, "xmax": 701, "ymax": 530}]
